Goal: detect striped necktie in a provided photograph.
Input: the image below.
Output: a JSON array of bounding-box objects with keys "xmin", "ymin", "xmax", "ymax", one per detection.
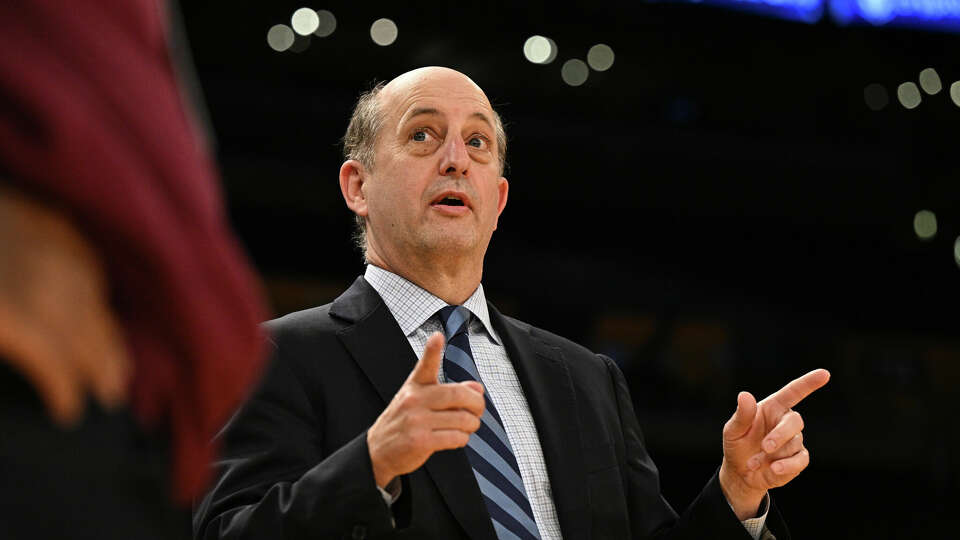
[{"xmin": 437, "ymin": 305, "xmax": 542, "ymax": 540}]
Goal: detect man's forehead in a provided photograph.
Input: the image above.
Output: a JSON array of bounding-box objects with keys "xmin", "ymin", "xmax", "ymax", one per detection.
[{"xmin": 380, "ymin": 67, "xmax": 494, "ymax": 125}]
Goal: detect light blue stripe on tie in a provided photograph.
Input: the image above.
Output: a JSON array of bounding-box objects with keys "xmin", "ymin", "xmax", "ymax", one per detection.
[
  {"xmin": 480, "ymin": 408, "xmax": 512, "ymax": 451},
  {"xmin": 444, "ymin": 308, "xmax": 469, "ymax": 337},
  {"xmin": 468, "ymin": 434, "xmax": 526, "ymax": 495},
  {"xmin": 492, "ymin": 519, "xmax": 525, "ymax": 540},
  {"xmin": 444, "ymin": 344, "xmax": 481, "ymax": 380},
  {"xmin": 474, "ymin": 472, "xmax": 540, "ymax": 538}
]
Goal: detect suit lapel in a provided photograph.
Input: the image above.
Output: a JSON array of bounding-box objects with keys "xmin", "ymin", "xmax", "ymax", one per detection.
[
  {"xmin": 490, "ymin": 305, "xmax": 590, "ymax": 539},
  {"xmin": 332, "ymin": 277, "xmax": 496, "ymax": 540},
  {"xmin": 333, "ymin": 277, "xmax": 417, "ymax": 405}
]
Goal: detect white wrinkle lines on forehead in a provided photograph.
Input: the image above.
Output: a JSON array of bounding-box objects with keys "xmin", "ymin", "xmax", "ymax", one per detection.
[
  {"xmin": 400, "ymin": 107, "xmax": 495, "ymax": 134},
  {"xmin": 386, "ymin": 80, "xmax": 494, "ymax": 130}
]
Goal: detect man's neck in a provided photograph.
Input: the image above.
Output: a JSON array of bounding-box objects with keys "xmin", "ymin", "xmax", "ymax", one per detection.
[{"xmin": 366, "ymin": 251, "xmax": 481, "ymax": 306}]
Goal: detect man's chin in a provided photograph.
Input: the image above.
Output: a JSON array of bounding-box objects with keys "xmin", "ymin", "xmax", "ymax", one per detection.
[{"xmin": 420, "ymin": 230, "xmax": 479, "ymax": 255}]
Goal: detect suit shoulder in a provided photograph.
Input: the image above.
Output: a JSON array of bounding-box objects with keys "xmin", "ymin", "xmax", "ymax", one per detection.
[
  {"xmin": 263, "ymin": 303, "xmax": 343, "ymax": 343},
  {"xmin": 503, "ymin": 315, "xmax": 609, "ymax": 368}
]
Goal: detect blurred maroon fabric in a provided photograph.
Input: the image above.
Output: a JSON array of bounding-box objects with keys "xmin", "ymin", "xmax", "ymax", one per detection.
[{"xmin": 0, "ymin": 1, "xmax": 267, "ymax": 502}]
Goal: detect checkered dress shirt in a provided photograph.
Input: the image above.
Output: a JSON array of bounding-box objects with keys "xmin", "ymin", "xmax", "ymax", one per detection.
[
  {"xmin": 365, "ymin": 264, "xmax": 563, "ymax": 539},
  {"xmin": 364, "ymin": 264, "xmax": 768, "ymax": 540}
]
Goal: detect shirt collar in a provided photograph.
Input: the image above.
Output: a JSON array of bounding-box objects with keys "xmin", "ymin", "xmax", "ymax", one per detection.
[{"xmin": 364, "ymin": 264, "xmax": 500, "ymax": 344}]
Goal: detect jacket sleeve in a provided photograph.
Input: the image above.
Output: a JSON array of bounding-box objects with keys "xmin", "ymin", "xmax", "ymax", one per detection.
[
  {"xmin": 599, "ymin": 355, "xmax": 790, "ymax": 540},
  {"xmin": 192, "ymin": 339, "xmax": 394, "ymax": 540}
]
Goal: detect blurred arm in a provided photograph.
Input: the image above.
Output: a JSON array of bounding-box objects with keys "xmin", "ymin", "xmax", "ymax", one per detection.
[{"xmin": 0, "ymin": 184, "xmax": 129, "ymax": 426}]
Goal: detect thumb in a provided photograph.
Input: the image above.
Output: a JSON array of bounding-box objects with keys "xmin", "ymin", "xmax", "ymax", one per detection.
[
  {"xmin": 408, "ymin": 331, "xmax": 445, "ymax": 385},
  {"xmin": 724, "ymin": 391, "xmax": 757, "ymax": 441}
]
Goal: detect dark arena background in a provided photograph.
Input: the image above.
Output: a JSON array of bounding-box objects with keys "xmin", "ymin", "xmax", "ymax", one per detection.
[{"xmin": 179, "ymin": 1, "xmax": 959, "ymax": 537}]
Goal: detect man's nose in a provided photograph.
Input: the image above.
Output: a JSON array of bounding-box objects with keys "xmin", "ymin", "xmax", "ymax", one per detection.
[{"xmin": 438, "ymin": 136, "xmax": 470, "ymax": 177}]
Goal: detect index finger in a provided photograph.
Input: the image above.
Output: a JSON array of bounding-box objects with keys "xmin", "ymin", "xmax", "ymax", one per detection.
[
  {"xmin": 770, "ymin": 368, "xmax": 830, "ymax": 410},
  {"xmin": 407, "ymin": 332, "xmax": 445, "ymax": 385}
]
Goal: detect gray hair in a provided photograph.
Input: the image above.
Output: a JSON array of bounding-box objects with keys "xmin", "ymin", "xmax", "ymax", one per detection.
[{"xmin": 342, "ymin": 81, "xmax": 508, "ymax": 256}]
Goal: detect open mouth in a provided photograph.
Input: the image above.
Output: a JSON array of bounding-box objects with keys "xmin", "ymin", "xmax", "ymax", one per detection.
[
  {"xmin": 430, "ymin": 191, "xmax": 470, "ymax": 209},
  {"xmin": 436, "ymin": 196, "xmax": 464, "ymax": 207}
]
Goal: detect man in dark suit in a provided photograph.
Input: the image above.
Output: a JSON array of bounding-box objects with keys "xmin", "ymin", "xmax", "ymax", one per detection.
[{"xmin": 193, "ymin": 66, "xmax": 829, "ymax": 540}]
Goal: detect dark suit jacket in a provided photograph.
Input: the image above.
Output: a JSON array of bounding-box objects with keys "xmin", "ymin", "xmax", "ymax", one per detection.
[{"xmin": 194, "ymin": 277, "xmax": 789, "ymax": 540}]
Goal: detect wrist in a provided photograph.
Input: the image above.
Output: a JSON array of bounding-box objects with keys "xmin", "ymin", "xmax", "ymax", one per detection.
[
  {"xmin": 718, "ymin": 462, "xmax": 766, "ymax": 520},
  {"xmin": 372, "ymin": 465, "xmax": 395, "ymax": 489},
  {"xmin": 367, "ymin": 432, "xmax": 395, "ymax": 489}
]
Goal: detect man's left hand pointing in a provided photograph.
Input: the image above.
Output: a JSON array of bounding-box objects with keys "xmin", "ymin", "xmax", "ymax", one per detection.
[{"xmin": 718, "ymin": 368, "xmax": 831, "ymax": 520}]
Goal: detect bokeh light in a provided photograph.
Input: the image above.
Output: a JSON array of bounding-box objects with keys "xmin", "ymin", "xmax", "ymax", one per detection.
[
  {"xmin": 897, "ymin": 82, "xmax": 921, "ymax": 109},
  {"xmin": 913, "ymin": 210, "xmax": 937, "ymax": 241},
  {"xmin": 954, "ymin": 237, "xmax": 960, "ymax": 268},
  {"xmin": 291, "ymin": 8, "xmax": 319, "ymax": 36},
  {"xmin": 267, "ymin": 24, "xmax": 295, "ymax": 52},
  {"xmin": 544, "ymin": 37, "xmax": 558, "ymax": 64},
  {"xmin": 523, "ymin": 36, "xmax": 553, "ymax": 64},
  {"xmin": 919, "ymin": 68, "xmax": 942, "ymax": 95},
  {"xmin": 587, "ymin": 44, "xmax": 615, "ymax": 71},
  {"xmin": 561, "ymin": 59, "xmax": 589, "ymax": 87},
  {"xmin": 370, "ymin": 18, "xmax": 398, "ymax": 46},
  {"xmin": 951, "ymin": 81, "xmax": 960, "ymax": 107},
  {"xmin": 863, "ymin": 83, "xmax": 888, "ymax": 111},
  {"xmin": 314, "ymin": 9, "xmax": 337, "ymax": 37}
]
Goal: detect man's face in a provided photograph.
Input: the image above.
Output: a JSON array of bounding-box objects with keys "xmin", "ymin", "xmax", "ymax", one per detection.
[{"xmin": 358, "ymin": 68, "xmax": 508, "ymax": 265}]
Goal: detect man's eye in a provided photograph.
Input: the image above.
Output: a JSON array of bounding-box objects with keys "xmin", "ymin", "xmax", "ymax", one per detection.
[
  {"xmin": 412, "ymin": 130, "xmax": 428, "ymax": 142},
  {"xmin": 468, "ymin": 136, "xmax": 486, "ymax": 148}
]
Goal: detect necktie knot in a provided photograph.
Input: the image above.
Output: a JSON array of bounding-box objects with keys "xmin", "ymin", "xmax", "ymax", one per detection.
[{"xmin": 437, "ymin": 305, "xmax": 471, "ymax": 341}]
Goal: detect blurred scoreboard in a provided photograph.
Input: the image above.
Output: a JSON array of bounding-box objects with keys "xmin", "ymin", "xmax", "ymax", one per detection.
[{"xmin": 675, "ymin": 0, "xmax": 960, "ymax": 30}]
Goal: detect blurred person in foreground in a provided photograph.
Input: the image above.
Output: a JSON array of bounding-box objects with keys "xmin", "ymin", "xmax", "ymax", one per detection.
[
  {"xmin": 0, "ymin": 2, "xmax": 267, "ymax": 539},
  {"xmin": 194, "ymin": 66, "xmax": 830, "ymax": 540}
]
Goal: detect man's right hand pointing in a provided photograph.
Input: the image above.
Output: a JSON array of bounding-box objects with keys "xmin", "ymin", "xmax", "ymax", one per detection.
[{"xmin": 367, "ymin": 332, "xmax": 485, "ymax": 488}]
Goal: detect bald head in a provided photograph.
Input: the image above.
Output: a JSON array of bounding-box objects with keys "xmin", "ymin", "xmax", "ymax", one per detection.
[
  {"xmin": 342, "ymin": 67, "xmax": 507, "ymax": 175},
  {"xmin": 379, "ymin": 67, "xmax": 491, "ymax": 110}
]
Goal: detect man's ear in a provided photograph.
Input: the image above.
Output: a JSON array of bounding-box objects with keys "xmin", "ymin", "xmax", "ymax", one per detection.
[
  {"xmin": 339, "ymin": 160, "xmax": 369, "ymax": 217},
  {"xmin": 493, "ymin": 176, "xmax": 508, "ymax": 230}
]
